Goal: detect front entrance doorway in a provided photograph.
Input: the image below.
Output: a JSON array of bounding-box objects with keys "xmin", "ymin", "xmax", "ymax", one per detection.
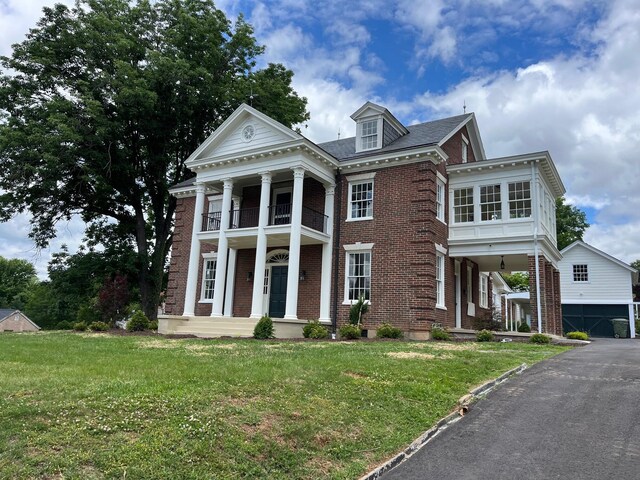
[{"xmin": 264, "ymin": 249, "xmax": 290, "ymax": 318}]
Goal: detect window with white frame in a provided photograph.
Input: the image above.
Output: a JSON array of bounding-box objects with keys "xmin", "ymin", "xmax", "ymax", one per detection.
[
  {"xmin": 454, "ymin": 187, "xmax": 474, "ymax": 223},
  {"xmin": 479, "ymin": 274, "xmax": 489, "ymax": 308},
  {"xmin": 201, "ymin": 256, "xmax": 217, "ymax": 301},
  {"xmin": 508, "ymin": 181, "xmax": 531, "ymax": 218},
  {"xmin": 345, "ymin": 250, "xmax": 371, "ymax": 302},
  {"xmin": 462, "ymin": 136, "xmax": 469, "ymax": 163},
  {"xmin": 480, "ymin": 184, "xmax": 502, "ymax": 221},
  {"xmin": 436, "ymin": 177, "xmax": 445, "ymax": 222},
  {"xmin": 349, "ymin": 180, "xmax": 374, "ymax": 220},
  {"xmin": 436, "ymin": 252, "xmax": 445, "ymax": 308},
  {"xmin": 573, "ymin": 264, "xmax": 588, "ymax": 282},
  {"xmin": 360, "ymin": 119, "xmax": 379, "ymax": 150},
  {"xmin": 467, "ymin": 265, "xmax": 474, "ymax": 305}
]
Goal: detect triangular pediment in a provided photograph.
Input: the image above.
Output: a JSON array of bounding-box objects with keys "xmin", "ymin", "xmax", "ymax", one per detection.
[{"xmin": 186, "ymin": 104, "xmax": 301, "ymax": 166}]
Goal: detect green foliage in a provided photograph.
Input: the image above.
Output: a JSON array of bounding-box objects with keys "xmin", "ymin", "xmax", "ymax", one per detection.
[
  {"xmin": 472, "ymin": 311, "xmax": 503, "ymax": 331},
  {"xmin": 348, "ymin": 296, "xmax": 369, "ymax": 326},
  {"xmin": 530, "ymin": 333, "xmax": 551, "ymax": 344},
  {"xmin": 302, "ymin": 320, "xmax": 330, "ymax": 339},
  {"xmin": 127, "ymin": 310, "xmax": 150, "ymax": 332},
  {"xmin": 556, "ymin": 197, "xmax": 589, "ymax": 250},
  {"xmin": 431, "ymin": 327, "xmax": 451, "ymax": 341},
  {"xmin": 76, "ymin": 303, "xmax": 101, "ymax": 325},
  {"xmin": 56, "ymin": 320, "xmax": 73, "ymax": 330},
  {"xmin": 0, "ymin": 0, "xmax": 309, "ymax": 320},
  {"xmin": 501, "ymin": 272, "xmax": 530, "ymax": 292},
  {"xmin": 338, "ymin": 324, "xmax": 361, "ymax": 340},
  {"xmin": 73, "ymin": 322, "xmax": 87, "ymax": 332},
  {"xmin": 476, "ymin": 329, "xmax": 494, "ymax": 342},
  {"xmin": 517, "ymin": 322, "xmax": 531, "ymax": 333},
  {"xmin": 566, "ymin": 331, "xmax": 589, "ymax": 340},
  {"xmin": 253, "ymin": 316, "xmax": 274, "ymax": 339},
  {"xmin": 89, "ymin": 321, "xmax": 110, "ymax": 332},
  {"xmin": 0, "ymin": 256, "xmax": 37, "ymax": 309},
  {"xmin": 376, "ymin": 323, "xmax": 403, "ymax": 339},
  {"xmin": 148, "ymin": 320, "xmax": 158, "ymax": 331}
]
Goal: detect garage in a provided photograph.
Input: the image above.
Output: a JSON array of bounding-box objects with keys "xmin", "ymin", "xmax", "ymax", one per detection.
[{"xmin": 562, "ymin": 304, "xmax": 631, "ymax": 338}]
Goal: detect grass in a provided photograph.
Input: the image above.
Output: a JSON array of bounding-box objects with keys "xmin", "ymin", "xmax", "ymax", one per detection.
[{"xmin": 0, "ymin": 332, "xmax": 569, "ymax": 479}]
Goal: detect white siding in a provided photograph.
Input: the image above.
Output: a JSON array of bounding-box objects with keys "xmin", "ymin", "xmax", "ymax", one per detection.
[
  {"xmin": 201, "ymin": 119, "xmax": 294, "ymax": 159},
  {"xmin": 559, "ymin": 245, "xmax": 634, "ymax": 303}
]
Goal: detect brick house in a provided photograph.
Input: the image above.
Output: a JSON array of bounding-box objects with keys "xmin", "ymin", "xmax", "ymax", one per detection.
[
  {"xmin": 0, "ymin": 309, "xmax": 40, "ymax": 332},
  {"xmin": 160, "ymin": 102, "xmax": 565, "ymax": 338}
]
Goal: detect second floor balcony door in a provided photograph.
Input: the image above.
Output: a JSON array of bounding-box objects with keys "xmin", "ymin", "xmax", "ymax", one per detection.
[{"xmin": 272, "ymin": 187, "xmax": 292, "ymax": 225}]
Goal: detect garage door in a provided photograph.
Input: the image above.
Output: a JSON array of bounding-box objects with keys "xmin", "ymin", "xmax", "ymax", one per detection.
[{"xmin": 562, "ymin": 304, "xmax": 630, "ymax": 338}]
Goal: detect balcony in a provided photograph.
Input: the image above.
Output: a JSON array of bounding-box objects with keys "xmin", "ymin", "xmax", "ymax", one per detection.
[{"xmin": 202, "ymin": 204, "xmax": 328, "ymax": 234}]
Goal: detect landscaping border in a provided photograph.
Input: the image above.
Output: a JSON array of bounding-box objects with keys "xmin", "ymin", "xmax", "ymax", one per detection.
[{"xmin": 359, "ymin": 363, "xmax": 528, "ymax": 480}]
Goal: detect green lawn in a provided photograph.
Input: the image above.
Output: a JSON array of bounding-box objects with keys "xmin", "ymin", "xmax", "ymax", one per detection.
[{"xmin": 0, "ymin": 332, "xmax": 569, "ymax": 479}]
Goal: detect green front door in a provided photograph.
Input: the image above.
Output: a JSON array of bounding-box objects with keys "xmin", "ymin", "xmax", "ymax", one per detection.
[{"xmin": 269, "ymin": 266, "xmax": 288, "ymax": 318}]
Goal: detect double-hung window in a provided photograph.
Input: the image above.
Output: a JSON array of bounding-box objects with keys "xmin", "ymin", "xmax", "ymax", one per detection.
[
  {"xmin": 573, "ymin": 264, "xmax": 588, "ymax": 282},
  {"xmin": 344, "ymin": 245, "xmax": 373, "ymax": 303},
  {"xmin": 454, "ymin": 187, "xmax": 474, "ymax": 223},
  {"xmin": 360, "ymin": 119, "xmax": 379, "ymax": 150},
  {"xmin": 436, "ymin": 177, "xmax": 445, "ymax": 222},
  {"xmin": 480, "ymin": 184, "xmax": 501, "ymax": 221},
  {"xmin": 479, "ymin": 274, "xmax": 489, "ymax": 308},
  {"xmin": 509, "ymin": 181, "xmax": 531, "ymax": 218},
  {"xmin": 349, "ymin": 180, "xmax": 374, "ymax": 220},
  {"xmin": 435, "ymin": 252, "xmax": 445, "ymax": 308},
  {"xmin": 201, "ymin": 255, "xmax": 217, "ymax": 301}
]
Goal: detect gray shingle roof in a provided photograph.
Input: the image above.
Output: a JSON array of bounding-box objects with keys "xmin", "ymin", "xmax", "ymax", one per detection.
[
  {"xmin": 0, "ymin": 309, "xmax": 17, "ymax": 320},
  {"xmin": 318, "ymin": 113, "xmax": 471, "ymax": 161}
]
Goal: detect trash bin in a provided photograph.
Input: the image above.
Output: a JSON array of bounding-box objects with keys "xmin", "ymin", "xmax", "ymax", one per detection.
[{"xmin": 611, "ymin": 318, "xmax": 629, "ymax": 338}]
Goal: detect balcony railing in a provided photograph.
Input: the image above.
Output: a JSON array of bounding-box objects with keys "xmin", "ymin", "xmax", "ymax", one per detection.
[{"xmin": 202, "ymin": 204, "xmax": 328, "ymax": 234}]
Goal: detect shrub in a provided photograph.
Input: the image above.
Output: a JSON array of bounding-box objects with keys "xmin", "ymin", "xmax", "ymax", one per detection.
[
  {"xmin": 76, "ymin": 304, "xmax": 100, "ymax": 325},
  {"xmin": 476, "ymin": 329, "xmax": 494, "ymax": 342},
  {"xmin": 431, "ymin": 326, "xmax": 451, "ymax": 341},
  {"xmin": 127, "ymin": 310, "xmax": 150, "ymax": 332},
  {"xmin": 303, "ymin": 320, "xmax": 330, "ymax": 339},
  {"xmin": 349, "ymin": 296, "xmax": 369, "ymax": 326},
  {"xmin": 472, "ymin": 311, "xmax": 503, "ymax": 331},
  {"xmin": 73, "ymin": 321, "xmax": 87, "ymax": 331},
  {"xmin": 530, "ymin": 333, "xmax": 551, "ymax": 344},
  {"xmin": 339, "ymin": 324, "xmax": 361, "ymax": 340},
  {"xmin": 566, "ymin": 331, "xmax": 588, "ymax": 341},
  {"xmin": 517, "ymin": 322, "xmax": 531, "ymax": 333},
  {"xmin": 89, "ymin": 321, "xmax": 110, "ymax": 332},
  {"xmin": 148, "ymin": 320, "xmax": 159, "ymax": 331},
  {"xmin": 376, "ymin": 323, "xmax": 403, "ymax": 339},
  {"xmin": 253, "ymin": 315, "xmax": 274, "ymax": 339},
  {"xmin": 56, "ymin": 320, "xmax": 73, "ymax": 330}
]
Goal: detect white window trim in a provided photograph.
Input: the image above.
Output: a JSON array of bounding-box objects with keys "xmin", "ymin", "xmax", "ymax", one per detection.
[
  {"xmin": 343, "ymin": 243, "xmax": 373, "ymax": 305},
  {"xmin": 346, "ymin": 175, "xmax": 375, "ymax": 222},
  {"xmin": 436, "ymin": 172, "xmax": 447, "ymax": 224},
  {"xmin": 479, "ymin": 273, "xmax": 489, "ymax": 308},
  {"xmin": 572, "ymin": 264, "xmax": 590, "ymax": 283},
  {"xmin": 199, "ymin": 252, "xmax": 218, "ymax": 303},
  {"xmin": 356, "ymin": 117, "xmax": 382, "ymax": 153},
  {"xmin": 436, "ymin": 252, "xmax": 446, "ymax": 310},
  {"xmin": 467, "ymin": 265, "xmax": 474, "ymax": 307},
  {"xmin": 461, "ymin": 134, "xmax": 469, "ymax": 163}
]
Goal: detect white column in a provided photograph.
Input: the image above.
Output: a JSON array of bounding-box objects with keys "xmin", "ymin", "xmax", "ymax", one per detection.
[
  {"xmin": 183, "ymin": 182, "xmax": 206, "ymax": 316},
  {"xmin": 223, "ymin": 248, "xmax": 237, "ymax": 317},
  {"xmin": 211, "ymin": 178, "xmax": 233, "ymax": 316},
  {"xmin": 319, "ymin": 184, "xmax": 335, "ymax": 322},
  {"xmin": 284, "ymin": 167, "xmax": 305, "ymax": 320},
  {"xmin": 251, "ymin": 172, "xmax": 272, "ymax": 318},
  {"xmin": 629, "ymin": 303, "xmax": 636, "ymax": 339}
]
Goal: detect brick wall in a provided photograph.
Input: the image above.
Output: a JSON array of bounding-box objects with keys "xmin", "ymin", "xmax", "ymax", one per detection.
[
  {"xmin": 165, "ymin": 196, "xmax": 195, "ymax": 315},
  {"xmin": 528, "ymin": 254, "xmax": 562, "ymax": 335}
]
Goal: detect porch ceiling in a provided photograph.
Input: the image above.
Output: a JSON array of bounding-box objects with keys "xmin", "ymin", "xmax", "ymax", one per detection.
[{"xmin": 453, "ymin": 253, "xmax": 530, "ymax": 272}]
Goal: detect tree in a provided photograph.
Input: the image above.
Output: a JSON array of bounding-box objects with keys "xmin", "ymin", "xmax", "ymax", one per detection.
[
  {"xmin": 556, "ymin": 197, "xmax": 589, "ymax": 251},
  {"xmin": 632, "ymin": 260, "xmax": 640, "ymax": 301},
  {"xmin": 0, "ymin": 0, "xmax": 309, "ymax": 319},
  {"xmin": 0, "ymin": 256, "xmax": 37, "ymax": 308},
  {"xmin": 501, "ymin": 272, "xmax": 530, "ymax": 292}
]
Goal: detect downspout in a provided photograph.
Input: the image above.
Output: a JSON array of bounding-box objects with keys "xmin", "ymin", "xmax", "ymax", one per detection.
[
  {"xmin": 331, "ymin": 172, "xmax": 343, "ymax": 336},
  {"xmin": 532, "ymin": 162, "xmax": 542, "ymax": 333}
]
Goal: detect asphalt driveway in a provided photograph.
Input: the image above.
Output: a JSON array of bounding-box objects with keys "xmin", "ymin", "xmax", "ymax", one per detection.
[{"xmin": 383, "ymin": 339, "xmax": 640, "ymax": 479}]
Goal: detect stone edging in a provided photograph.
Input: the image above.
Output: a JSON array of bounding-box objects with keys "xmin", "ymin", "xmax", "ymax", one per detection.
[{"xmin": 358, "ymin": 363, "xmax": 528, "ymax": 480}]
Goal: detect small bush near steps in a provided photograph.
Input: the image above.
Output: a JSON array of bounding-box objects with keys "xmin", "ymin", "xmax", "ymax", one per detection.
[
  {"xmin": 339, "ymin": 324, "xmax": 361, "ymax": 340},
  {"xmin": 476, "ymin": 329, "xmax": 494, "ymax": 342},
  {"xmin": 89, "ymin": 321, "xmax": 110, "ymax": 332},
  {"xmin": 566, "ymin": 331, "xmax": 588, "ymax": 341},
  {"xmin": 303, "ymin": 320, "xmax": 330, "ymax": 339},
  {"xmin": 253, "ymin": 316, "xmax": 274, "ymax": 339},
  {"xmin": 517, "ymin": 322, "xmax": 531, "ymax": 333},
  {"xmin": 376, "ymin": 323, "xmax": 403, "ymax": 339},
  {"xmin": 127, "ymin": 310, "xmax": 150, "ymax": 332},
  {"xmin": 431, "ymin": 326, "xmax": 451, "ymax": 341},
  {"xmin": 530, "ymin": 333, "xmax": 551, "ymax": 344}
]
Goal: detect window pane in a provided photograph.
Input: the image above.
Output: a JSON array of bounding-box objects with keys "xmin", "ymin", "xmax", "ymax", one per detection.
[
  {"xmin": 509, "ymin": 181, "xmax": 531, "ymax": 218},
  {"xmin": 454, "ymin": 187, "xmax": 474, "ymax": 223},
  {"xmin": 347, "ymin": 252, "xmax": 371, "ymax": 300},
  {"xmin": 350, "ymin": 181, "xmax": 373, "ymax": 218},
  {"xmin": 480, "ymin": 184, "xmax": 502, "ymax": 221}
]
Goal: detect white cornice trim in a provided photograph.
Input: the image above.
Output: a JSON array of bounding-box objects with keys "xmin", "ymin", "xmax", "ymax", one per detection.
[
  {"xmin": 338, "ymin": 145, "xmax": 446, "ymax": 173},
  {"xmin": 344, "ymin": 242, "xmax": 375, "ymax": 251}
]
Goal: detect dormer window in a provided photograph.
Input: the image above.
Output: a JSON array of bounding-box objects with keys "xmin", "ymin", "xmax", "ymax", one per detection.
[{"xmin": 360, "ymin": 119, "xmax": 379, "ymax": 151}]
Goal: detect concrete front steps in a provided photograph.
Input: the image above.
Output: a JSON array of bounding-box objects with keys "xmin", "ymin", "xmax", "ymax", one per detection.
[{"xmin": 158, "ymin": 315, "xmax": 312, "ymax": 338}]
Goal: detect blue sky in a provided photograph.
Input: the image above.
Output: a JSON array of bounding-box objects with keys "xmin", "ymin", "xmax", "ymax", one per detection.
[{"xmin": 1, "ymin": 0, "xmax": 639, "ymax": 276}]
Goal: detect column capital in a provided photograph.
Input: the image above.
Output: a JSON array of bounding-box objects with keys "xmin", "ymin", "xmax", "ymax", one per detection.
[
  {"xmin": 259, "ymin": 171, "xmax": 273, "ymax": 183},
  {"xmin": 291, "ymin": 166, "xmax": 306, "ymax": 179},
  {"xmin": 194, "ymin": 181, "xmax": 206, "ymax": 193},
  {"xmin": 222, "ymin": 178, "xmax": 234, "ymax": 189},
  {"xmin": 324, "ymin": 184, "xmax": 336, "ymax": 196}
]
